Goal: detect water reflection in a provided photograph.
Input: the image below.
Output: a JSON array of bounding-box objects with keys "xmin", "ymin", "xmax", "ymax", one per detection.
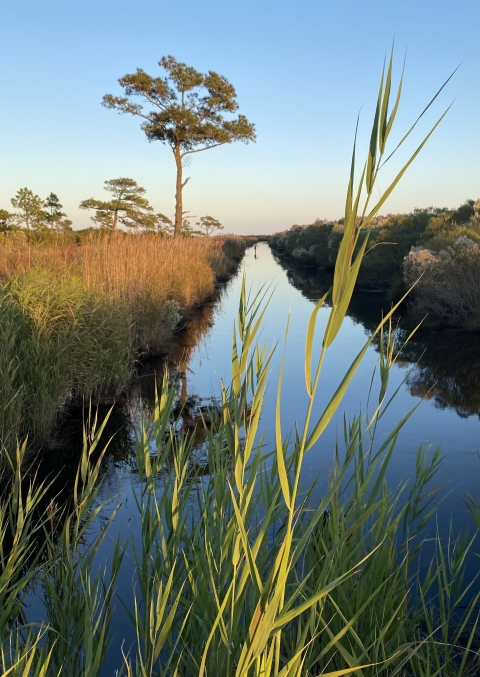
[
  {"xmin": 28, "ymin": 280, "xmax": 236, "ymax": 533},
  {"xmin": 274, "ymin": 253, "xmax": 480, "ymax": 421},
  {"xmin": 403, "ymin": 330, "xmax": 480, "ymax": 419},
  {"xmin": 129, "ymin": 290, "xmax": 221, "ymax": 417},
  {"xmin": 20, "ymin": 243, "xmax": 480, "ymax": 675}
]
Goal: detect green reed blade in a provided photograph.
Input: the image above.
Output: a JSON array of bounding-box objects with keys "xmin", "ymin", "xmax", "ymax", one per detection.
[
  {"xmin": 380, "ymin": 65, "xmax": 459, "ymax": 168},
  {"xmin": 324, "ymin": 233, "xmax": 369, "ymax": 349},
  {"xmin": 332, "ymin": 164, "xmax": 365, "ymax": 311},
  {"xmin": 228, "ymin": 482, "xmax": 263, "ymax": 595},
  {"xmin": 275, "ymin": 540, "xmax": 385, "ymax": 628},
  {"xmin": 276, "ymin": 329, "xmax": 292, "ymax": 511},
  {"xmin": 382, "ymin": 49, "xmax": 405, "ymax": 154},
  {"xmin": 305, "ymin": 291, "xmax": 329, "ymax": 398},
  {"xmin": 364, "ymin": 106, "xmax": 451, "ymax": 228},
  {"xmin": 379, "ymin": 46, "xmax": 394, "ymax": 154},
  {"xmin": 366, "ymin": 60, "xmax": 384, "ymax": 194},
  {"xmin": 344, "ymin": 115, "xmax": 358, "ymax": 228},
  {"xmin": 308, "ymin": 280, "xmax": 415, "ymax": 452}
]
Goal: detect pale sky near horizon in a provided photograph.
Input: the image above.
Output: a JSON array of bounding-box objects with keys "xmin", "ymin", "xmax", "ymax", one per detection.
[{"xmin": 1, "ymin": 0, "xmax": 478, "ymax": 234}]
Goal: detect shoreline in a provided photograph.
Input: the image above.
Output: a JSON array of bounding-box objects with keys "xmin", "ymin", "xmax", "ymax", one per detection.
[{"xmin": 0, "ymin": 234, "xmax": 246, "ymax": 467}]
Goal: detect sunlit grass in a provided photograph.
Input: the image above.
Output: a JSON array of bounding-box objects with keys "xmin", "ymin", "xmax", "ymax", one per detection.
[
  {"xmin": 1, "ymin": 53, "xmax": 478, "ymax": 677},
  {"xmin": 0, "ymin": 234, "xmax": 244, "ymax": 459}
]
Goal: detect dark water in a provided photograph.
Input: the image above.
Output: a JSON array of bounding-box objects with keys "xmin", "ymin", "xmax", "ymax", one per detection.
[{"xmin": 29, "ymin": 242, "xmax": 480, "ymax": 673}]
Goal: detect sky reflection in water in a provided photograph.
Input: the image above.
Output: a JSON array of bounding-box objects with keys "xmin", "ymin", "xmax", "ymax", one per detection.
[{"xmin": 34, "ymin": 242, "xmax": 479, "ymax": 674}]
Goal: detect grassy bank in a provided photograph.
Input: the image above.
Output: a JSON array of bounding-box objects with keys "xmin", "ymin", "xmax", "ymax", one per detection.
[
  {"xmin": 1, "ymin": 282, "xmax": 480, "ymax": 676},
  {"xmin": 0, "ymin": 232, "xmax": 245, "ymax": 457},
  {"xmin": 269, "ymin": 199, "xmax": 480, "ymax": 328},
  {"xmin": 2, "ymin": 56, "xmax": 479, "ymax": 677}
]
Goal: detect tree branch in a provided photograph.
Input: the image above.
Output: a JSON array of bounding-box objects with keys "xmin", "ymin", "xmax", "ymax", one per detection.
[
  {"xmin": 141, "ymin": 91, "xmax": 169, "ymax": 112},
  {"xmin": 181, "ymin": 143, "xmax": 226, "ymax": 157}
]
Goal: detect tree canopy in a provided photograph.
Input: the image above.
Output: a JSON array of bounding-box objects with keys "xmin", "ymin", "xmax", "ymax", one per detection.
[
  {"xmin": 102, "ymin": 56, "xmax": 255, "ymax": 236},
  {"xmin": 11, "ymin": 188, "xmax": 45, "ymax": 231},
  {"xmin": 44, "ymin": 193, "xmax": 72, "ymax": 232},
  {"xmin": 79, "ymin": 178, "xmax": 157, "ymax": 231},
  {"xmin": 195, "ymin": 215, "xmax": 223, "ymax": 236},
  {"xmin": 0, "ymin": 209, "xmax": 16, "ymax": 231}
]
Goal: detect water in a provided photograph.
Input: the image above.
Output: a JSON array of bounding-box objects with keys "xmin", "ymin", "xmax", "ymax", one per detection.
[
  {"xmin": 30, "ymin": 242, "xmax": 480, "ymax": 672},
  {"xmin": 164, "ymin": 243, "xmax": 479, "ymax": 526}
]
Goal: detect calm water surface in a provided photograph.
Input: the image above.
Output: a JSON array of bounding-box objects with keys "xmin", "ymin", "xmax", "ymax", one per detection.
[
  {"xmin": 33, "ymin": 242, "xmax": 480, "ymax": 673},
  {"xmin": 166, "ymin": 242, "xmax": 480, "ymax": 526}
]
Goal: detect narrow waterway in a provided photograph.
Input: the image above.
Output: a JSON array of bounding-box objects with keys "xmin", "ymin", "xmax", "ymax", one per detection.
[
  {"xmin": 30, "ymin": 241, "xmax": 480, "ymax": 674},
  {"xmin": 135, "ymin": 241, "xmax": 479, "ymax": 529}
]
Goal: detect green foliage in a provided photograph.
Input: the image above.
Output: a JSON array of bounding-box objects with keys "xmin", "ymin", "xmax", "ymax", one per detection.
[
  {"xmin": 1, "ymin": 283, "xmax": 479, "ymax": 676},
  {"xmin": 2, "ymin": 51, "xmax": 475, "ymax": 677},
  {"xmin": 79, "ymin": 177, "xmax": 158, "ymax": 231},
  {"xmin": 179, "ymin": 217, "xmax": 199, "ymax": 236},
  {"xmin": 3, "ymin": 190, "xmax": 72, "ymax": 233},
  {"xmin": 195, "ymin": 214, "xmax": 223, "ymax": 236},
  {"xmin": 270, "ymin": 199, "xmax": 480, "ymax": 293},
  {"xmin": 0, "ymin": 234, "xmax": 244, "ymax": 458},
  {"xmin": 10, "ymin": 188, "xmax": 46, "ymax": 231},
  {"xmin": 156, "ymin": 213, "xmax": 175, "ymax": 234},
  {"xmin": 0, "ymin": 209, "xmax": 16, "ymax": 232},
  {"xmin": 0, "ymin": 270, "xmax": 132, "ymax": 456},
  {"xmin": 102, "ymin": 55, "xmax": 255, "ymax": 236},
  {"xmin": 43, "ymin": 192, "xmax": 72, "ymax": 232},
  {"xmin": 404, "ymin": 237, "xmax": 480, "ymax": 328},
  {"xmin": 0, "ymin": 422, "xmax": 124, "ymax": 676},
  {"xmin": 452, "ymin": 198, "xmax": 476, "ymax": 224}
]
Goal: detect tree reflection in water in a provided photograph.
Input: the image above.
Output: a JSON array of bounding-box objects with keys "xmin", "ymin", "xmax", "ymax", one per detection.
[
  {"xmin": 403, "ymin": 330, "xmax": 480, "ymax": 419},
  {"xmin": 274, "ymin": 253, "xmax": 480, "ymax": 421}
]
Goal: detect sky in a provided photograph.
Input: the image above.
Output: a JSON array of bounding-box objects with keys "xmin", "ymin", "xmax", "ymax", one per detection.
[{"xmin": 0, "ymin": 0, "xmax": 478, "ymax": 234}]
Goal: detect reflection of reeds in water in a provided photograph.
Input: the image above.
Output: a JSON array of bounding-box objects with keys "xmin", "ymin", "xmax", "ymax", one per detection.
[
  {"xmin": 126, "ymin": 284, "xmax": 236, "ymax": 469},
  {"xmin": 5, "ymin": 56, "xmax": 480, "ymax": 677},
  {"xmin": 127, "ymin": 282, "xmax": 230, "ymax": 418}
]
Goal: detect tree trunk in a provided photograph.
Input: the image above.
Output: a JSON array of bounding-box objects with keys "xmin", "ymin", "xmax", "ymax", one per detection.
[
  {"xmin": 112, "ymin": 210, "xmax": 118, "ymax": 232},
  {"xmin": 174, "ymin": 150, "xmax": 183, "ymax": 238}
]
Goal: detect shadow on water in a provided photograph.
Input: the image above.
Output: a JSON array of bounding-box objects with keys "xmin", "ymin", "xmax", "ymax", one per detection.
[
  {"xmin": 29, "ymin": 277, "xmax": 236, "ymax": 521},
  {"xmin": 274, "ymin": 252, "xmax": 480, "ymax": 422},
  {"xmin": 8, "ymin": 244, "xmax": 480, "ymax": 674}
]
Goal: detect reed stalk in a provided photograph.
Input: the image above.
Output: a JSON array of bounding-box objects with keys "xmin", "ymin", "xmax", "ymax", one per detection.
[{"xmin": 1, "ymin": 54, "xmax": 477, "ymax": 677}]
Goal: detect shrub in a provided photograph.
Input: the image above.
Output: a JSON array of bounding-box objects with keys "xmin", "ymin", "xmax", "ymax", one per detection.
[{"xmin": 404, "ymin": 237, "xmax": 480, "ymax": 328}]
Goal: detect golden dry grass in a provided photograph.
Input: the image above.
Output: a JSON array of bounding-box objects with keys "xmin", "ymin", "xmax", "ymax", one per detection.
[
  {"xmin": 0, "ymin": 232, "xmax": 244, "ymax": 452},
  {"xmin": 0, "ymin": 232, "xmax": 227, "ymax": 307}
]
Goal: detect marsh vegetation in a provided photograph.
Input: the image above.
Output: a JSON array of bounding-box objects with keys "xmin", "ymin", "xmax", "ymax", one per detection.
[
  {"xmin": 0, "ymin": 231, "xmax": 244, "ymax": 460},
  {"xmin": 1, "ymin": 53, "xmax": 480, "ymax": 677},
  {"xmin": 269, "ymin": 198, "xmax": 480, "ymax": 330}
]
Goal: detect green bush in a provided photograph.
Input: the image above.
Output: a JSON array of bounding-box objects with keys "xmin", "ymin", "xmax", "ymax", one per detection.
[
  {"xmin": 404, "ymin": 238, "xmax": 480, "ymax": 329},
  {"xmin": 270, "ymin": 201, "xmax": 480, "ymax": 294}
]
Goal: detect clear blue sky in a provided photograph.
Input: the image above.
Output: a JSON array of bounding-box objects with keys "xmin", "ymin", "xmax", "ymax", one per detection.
[{"xmin": 1, "ymin": 0, "xmax": 478, "ymax": 234}]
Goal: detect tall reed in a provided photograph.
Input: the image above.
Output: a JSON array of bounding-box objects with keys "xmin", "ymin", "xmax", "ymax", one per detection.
[
  {"xmin": 0, "ymin": 234, "xmax": 244, "ymax": 458},
  {"xmin": 2, "ymin": 53, "xmax": 477, "ymax": 677}
]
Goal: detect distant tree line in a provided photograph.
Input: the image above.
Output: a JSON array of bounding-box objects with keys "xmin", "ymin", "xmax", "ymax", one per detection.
[
  {"xmin": 0, "ymin": 190, "xmax": 72, "ymax": 233},
  {"xmin": 270, "ymin": 198, "xmax": 480, "ymax": 329},
  {"xmin": 270, "ymin": 199, "xmax": 480, "ymax": 291},
  {"xmin": 1, "ymin": 179, "xmax": 224, "ymax": 237}
]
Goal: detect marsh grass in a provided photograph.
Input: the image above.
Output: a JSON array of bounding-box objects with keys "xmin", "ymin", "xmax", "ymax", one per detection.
[
  {"xmin": 1, "ymin": 54, "xmax": 479, "ymax": 676},
  {"xmin": 0, "ymin": 234, "xmax": 244, "ymax": 459},
  {"xmin": 1, "ymin": 293, "xmax": 479, "ymax": 676}
]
